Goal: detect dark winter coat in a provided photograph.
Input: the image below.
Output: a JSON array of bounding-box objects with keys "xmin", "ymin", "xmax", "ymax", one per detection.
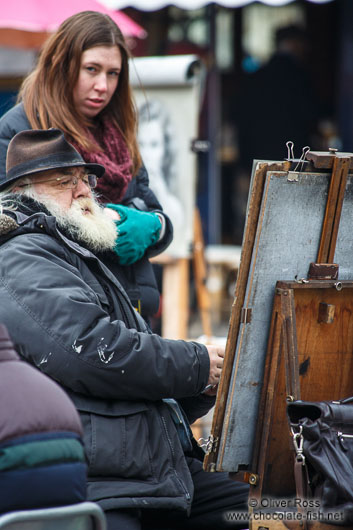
[
  {"xmin": 0, "ymin": 323, "xmax": 86, "ymax": 513},
  {"xmin": 0, "ymin": 103, "xmax": 173, "ymax": 319},
  {"xmin": 0, "ymin": 206, "xmax": 213, "ymax": 512}
]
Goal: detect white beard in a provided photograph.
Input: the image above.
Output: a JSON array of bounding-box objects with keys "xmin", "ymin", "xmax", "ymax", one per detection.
[{"xmin": 22, "ymin": 188, "xmax": 117, "ymax": 253}]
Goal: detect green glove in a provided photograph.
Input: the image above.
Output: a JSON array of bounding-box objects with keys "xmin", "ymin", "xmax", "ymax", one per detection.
[{"xmin": 106, "ymin": 203, "xmax": 162, "ymax": 265}]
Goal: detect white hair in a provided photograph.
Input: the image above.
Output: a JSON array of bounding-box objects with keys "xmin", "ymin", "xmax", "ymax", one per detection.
[
  {"xmin": 0, "ymin": 177, "xmax": 32, "ymax": 212},
  {"xmin": 0, "ymin": 179, "xmax": 118, "ymax": 253}
]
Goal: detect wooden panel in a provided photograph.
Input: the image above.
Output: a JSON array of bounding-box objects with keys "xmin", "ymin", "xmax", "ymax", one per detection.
[
  {"xmin": 296, "ymin": 287, "xmax": 353, "ymax": 401},
  {"xmin": 317, "ymin": 155, "xmax": 350, "ymax": 263},
  {"xmin": 334, "ymin": 176, "xmax": 353, "ymax": 276},
  {"xmin": 255, "ymin": 282, "xmax": 353, "ymax": 499},
  {"xmin": 204, "ymin": 160, "xmax": 290, "ymax": 471},
  {"xmin": 252, "ymin": 287, "xmax": 298, "ymax": 498}
]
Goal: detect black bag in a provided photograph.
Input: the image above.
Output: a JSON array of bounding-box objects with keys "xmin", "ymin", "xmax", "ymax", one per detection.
[{"xmin": 287, "ymin": 397, "xmax": 353, "ymax": 525}]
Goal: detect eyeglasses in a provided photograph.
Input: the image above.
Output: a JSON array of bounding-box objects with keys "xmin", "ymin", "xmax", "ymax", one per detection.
[
  {"xmin": 20, "ymin": 172, "xmax": 98, "ymax": 191},
  {"xmin": 38, "ymin": 173, "xmax": 98, "ymax": 190}
]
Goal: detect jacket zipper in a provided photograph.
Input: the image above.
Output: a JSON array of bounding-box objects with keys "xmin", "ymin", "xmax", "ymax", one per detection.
[
  {"xmin": 161, "ymin": 414, "xmax": 175, "ymax": 458},
  {"xmin": 173, "ymin": 470, "xmax": 191, "ymax": 502},
  {"xmin": 160, "ymin": 413, "xmax": 191, "ymax": 502}
]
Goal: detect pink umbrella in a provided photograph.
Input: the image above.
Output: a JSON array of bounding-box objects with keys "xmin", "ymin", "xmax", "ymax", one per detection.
[{"xmin": 0, "ymin": 0, "xmax": 146, "ymax": 48}]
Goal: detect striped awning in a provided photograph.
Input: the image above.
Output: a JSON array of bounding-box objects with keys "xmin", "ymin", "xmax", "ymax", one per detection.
[{"xmin": 99, "ymin": 0, "xmax": 333, "ymax": 11}]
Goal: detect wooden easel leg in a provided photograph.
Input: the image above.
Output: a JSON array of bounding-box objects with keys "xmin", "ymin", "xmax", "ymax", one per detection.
[
  {"xmin": 250, "ymin": 286, "xmax": 300, "ymax": 498},
  {"xmin": 192, "ymin": 207, "xmax": 212, "ymax": 339},
  {"xmin": 161, "ymin": 258, "xmax": 189, "ymax": 340}
]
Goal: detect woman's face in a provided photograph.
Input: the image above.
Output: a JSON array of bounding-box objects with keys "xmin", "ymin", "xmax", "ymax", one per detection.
[{"xmin": 73, "ymin": 45, "xmax": 122, "ymax": 119}]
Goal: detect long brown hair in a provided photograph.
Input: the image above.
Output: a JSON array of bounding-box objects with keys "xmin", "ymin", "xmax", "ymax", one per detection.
[{"xmin": 18, "ymin": 11, "xmax": 141, "ymax": 174}]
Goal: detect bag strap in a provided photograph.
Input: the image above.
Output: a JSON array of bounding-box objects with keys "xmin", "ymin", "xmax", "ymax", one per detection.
[
  {"xmin": 291, "ymin": 425, "xmax": 310, "ymax": 530},
  {"xmin": 294, "ymin": 457, "xmax": 310, "ymax": 499},
  {"xmin": 340, "ymin": 396, "xmax": 353, "ymax": 404}
]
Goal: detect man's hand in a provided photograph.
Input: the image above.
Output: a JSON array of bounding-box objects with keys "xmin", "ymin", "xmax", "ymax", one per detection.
[{"xmin": 203, "ymin": 345, "xmax": 225, "ymax": 396}]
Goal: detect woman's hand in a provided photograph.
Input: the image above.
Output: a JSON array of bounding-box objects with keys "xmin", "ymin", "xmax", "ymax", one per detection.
[{"xmin": 104, "ymin": 207, "xmax": 120, "ymax": 221}]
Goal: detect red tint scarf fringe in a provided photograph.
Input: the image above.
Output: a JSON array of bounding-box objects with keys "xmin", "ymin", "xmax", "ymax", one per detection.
[{"xmin": 70, "ymin": 118, "xmax": 133, "ymax": 204}]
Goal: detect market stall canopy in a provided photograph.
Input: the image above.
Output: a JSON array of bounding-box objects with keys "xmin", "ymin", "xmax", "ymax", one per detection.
[
  {"xmin": 0, "ymin": 0, "xmax": 147, "ymax": 49},
  {"xmin": 99, "ymin": 0, "xmax": 333, "ymax": 11}
]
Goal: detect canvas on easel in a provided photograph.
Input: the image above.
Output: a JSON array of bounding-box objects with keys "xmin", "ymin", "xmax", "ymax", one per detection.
[{"xmin": 203, "ymin": 150, "xmax": 353, "ymax": 527}]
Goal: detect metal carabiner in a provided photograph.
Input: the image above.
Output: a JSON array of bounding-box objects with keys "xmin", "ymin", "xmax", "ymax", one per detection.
[{"xmin": 291, "ymin": 425, "xmax": 306, "ymax": 465}]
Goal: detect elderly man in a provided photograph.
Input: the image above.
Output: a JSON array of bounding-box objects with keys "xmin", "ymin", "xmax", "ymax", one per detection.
[{"xmin": 0, "ymin": 129, "xmax": 248, "ymax": 530}]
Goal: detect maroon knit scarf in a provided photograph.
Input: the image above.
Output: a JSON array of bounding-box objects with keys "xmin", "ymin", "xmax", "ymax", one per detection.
[{"xmin": 70, "ymin": 117, "xmax": 133, "ymax": 204}]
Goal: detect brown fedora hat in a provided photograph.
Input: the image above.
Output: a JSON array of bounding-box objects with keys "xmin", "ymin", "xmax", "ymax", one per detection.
[{"xmin": 0, "ymin": 128, "xmax": 105, "ymax": 191}]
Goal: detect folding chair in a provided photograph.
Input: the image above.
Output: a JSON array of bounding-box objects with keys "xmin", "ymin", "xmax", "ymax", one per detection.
[{"xmin": 0, "ymin": 501, "xmax": 106, "ymax": 529}]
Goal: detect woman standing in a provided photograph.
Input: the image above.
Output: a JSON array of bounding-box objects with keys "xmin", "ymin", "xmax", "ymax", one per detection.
[{"xmin": 0, "ymin": 11, "xmax": 172, "ymax": 320}]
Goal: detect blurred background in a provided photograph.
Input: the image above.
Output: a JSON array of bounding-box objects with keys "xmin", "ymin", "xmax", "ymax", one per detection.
[
  {"xmin": 2, "ymin": 0, "xmax": 349, "ymax": 244},
  {"xmin": 1, "ymin": 0, "xmax": 350, "ymax": 439},
  {"xmin": 0, "ymin": 0, "xmax": 349, "ymax": 331}
]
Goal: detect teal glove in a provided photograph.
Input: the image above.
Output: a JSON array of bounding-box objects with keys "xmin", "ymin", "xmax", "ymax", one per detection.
[{"xmin": 106, "ymin": 203, "xmax": 162, "ymax": 265}]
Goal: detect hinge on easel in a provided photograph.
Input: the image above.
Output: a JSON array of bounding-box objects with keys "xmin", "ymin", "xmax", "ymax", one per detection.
[{"xmin": 240, "ymin": 307, "xmax": 252, "ymax": 324}]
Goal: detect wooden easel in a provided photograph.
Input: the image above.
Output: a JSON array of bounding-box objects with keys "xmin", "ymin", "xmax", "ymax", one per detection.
[
  {"xmin": 204, "ymin": 151, "xmax": 353, "ymax": 529},
  {"xmin": 250, "ymin": 151, "xmax": 353, "ymax": 503},
  {"xmin": 250, "ymin": 148, "xmax": 353, "ymax": 530}
]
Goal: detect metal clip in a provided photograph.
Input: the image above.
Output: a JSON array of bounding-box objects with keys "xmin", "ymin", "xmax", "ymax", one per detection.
[
  {"xmin": 240, "ymin": 307, "xmax": 252, "ymax": 324},
  {"xmin": 337, "ymin": 431, "xmax": 353, "ymax": 439},
  {"xmin": 294, "ymin": 276, "xmax": 309, "ymax": 284},
  {"xmin": 286, "ymin": 140, "xmax": 295, "ymax": 160},
  {"xmin": 293, "ymin": 146, "xmax": 310, "ymax": 173},
  {"xmin": 287, "ymin": 171, "xmax": 299, "ymax": 182},
  {"xmin": 291, "ymin": 425, "xmax": 305, "ymax": 465},
  {"xmin": 198, "ymin": 435, "xmax": 218, "ymax": 454}
]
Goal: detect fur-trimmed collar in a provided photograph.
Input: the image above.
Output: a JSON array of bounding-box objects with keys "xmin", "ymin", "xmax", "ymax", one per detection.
[
  {"xmin": 0, "ymin": 195, "xmax": 51, "ymax": 236},
  {"xmin": 0, "ymin": 212, "xmax": 18, "ymax": 235},
  {"xmin": 0, "ymin": 195, "xmax": 116, "ymax": 260}
]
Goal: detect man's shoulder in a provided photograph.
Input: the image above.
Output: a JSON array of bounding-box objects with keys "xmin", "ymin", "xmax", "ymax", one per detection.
[{"xmin": 0, "ymin": 211, "xmax": 62, "ymax": 251}]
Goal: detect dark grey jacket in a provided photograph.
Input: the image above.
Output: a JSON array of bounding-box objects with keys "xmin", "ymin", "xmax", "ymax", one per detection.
[
  {"xmin": 0, "ymin": 208, "xmax": 213, "ymax": 512},
  {"xmin": 0, "ymin": 103, "xmax": 173, "ymax": 319}
]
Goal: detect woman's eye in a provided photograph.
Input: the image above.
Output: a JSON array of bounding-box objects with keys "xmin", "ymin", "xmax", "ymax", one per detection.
[
  {"xmin": 109, "ymin": 71, "xmax": 119, "ymax": 77},
  {"xmin": 86, "ymin": 66, "xmax": 96, "ymax": 73}
]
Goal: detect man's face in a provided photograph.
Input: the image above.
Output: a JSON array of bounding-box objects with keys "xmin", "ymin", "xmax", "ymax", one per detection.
[
  {"xmin": 17, "ymin": 167, "xmax": 117, "ymax": 252},
  {"xmin": 31, "ymin": 167, "xmax": 93, "ymax": 211}
]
